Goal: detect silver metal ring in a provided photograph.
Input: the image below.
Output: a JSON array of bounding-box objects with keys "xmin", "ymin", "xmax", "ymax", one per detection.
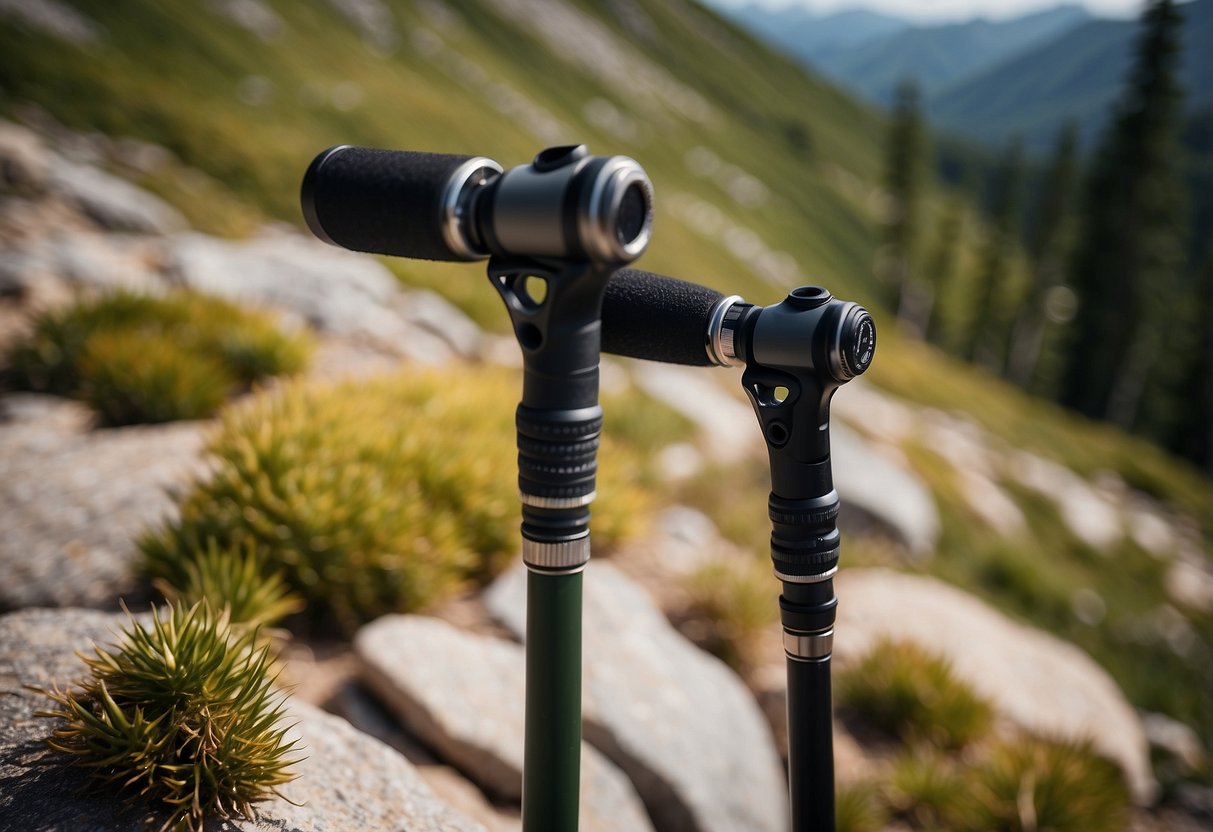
[
  {"xmin": 828, "ymin": 301, "xmax": 859, "ymax": 381},
  {"xmin": 523, "ymin": 535, "xmax": 591, "ymax": 571},
  {"xmin": 519, "ymin": 490, "xmax": 596, "ymax": 509},
  {"xmin": 784, "ymin": 628, "xmax": 833, "ymax": 660},
  {"xmin": 774, "ymin": 563, "xmax": 838, "ymax": 584},
  {"xmin": 580, "ymin": 157, "xmax": 653, "ymax": 263},
  {"xmin": 441, "ymin": 156, "xmax": 502, "ymax": 260},
  {"xmin": 706, "ymin": 295, "xmax": 745, "ymax": 366}
]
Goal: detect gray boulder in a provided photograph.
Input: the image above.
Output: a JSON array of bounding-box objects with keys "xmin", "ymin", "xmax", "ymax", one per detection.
[
  {"xmin": 831, "ymin": 568, "xmax": 1157, "ymax": 804},
  {"xmin": 48, "ymin": 161, "xmax": 187, "ymax": 234},
  {"xmin": 831, "ymin": 422, "xmax": 940, "ymax": 558},
  {"xmin": 0, "ymin": 395, "xmax": 206, "ymax": 610},
  {"xmin": 166, "ymin": 231, "xmax": 483, "ymax": 362},
  {"xmin": 355, "ymin": 614, "xmax": 655, "ymax": 832},
  {"xmin": 485, "ymin": 560, "xmax": 788, "ymax": 832},
  {"xmin": 0, "ymin": 607, "xmax": 484, "ymax": 831}
]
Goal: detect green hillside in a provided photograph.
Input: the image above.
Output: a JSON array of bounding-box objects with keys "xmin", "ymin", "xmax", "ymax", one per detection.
[
  {"xmin": 0, "ymin": 0, "xmax": 892, "ymax": 318},
  {"xmin": 3, "ymin": 0, "xmax": 1213, "ymax": 759}
]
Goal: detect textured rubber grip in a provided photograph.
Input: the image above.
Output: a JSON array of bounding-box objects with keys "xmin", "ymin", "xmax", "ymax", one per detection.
[
  {"xmin": 516, "ymin": 405, "xmax": 603, "ymax": 504},
  {"xmin": 601, "ymin": 269, "xmax": 724, "ymax": 366},
  {"xmin": 301, "ymin": 145, "xmax": 479, "ymax": 261},
  {"xmin": 769, "ymin": 491, "xmax": 841, "ymax": 579}
]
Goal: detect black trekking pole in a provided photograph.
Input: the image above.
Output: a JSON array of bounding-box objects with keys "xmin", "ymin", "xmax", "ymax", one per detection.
[
  {"xmin": 301, "ymin": 144, "xmax": 654, "ymax": 832},
  {"xmin": 601, "ymin": 269, "xmax": 875, "ymax": 832}
]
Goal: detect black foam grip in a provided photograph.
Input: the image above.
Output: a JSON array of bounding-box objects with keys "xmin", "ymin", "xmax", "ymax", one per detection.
[
  {"xmin": 601, "ymin": 269, "xmax": 724, "ymax": 366},
  {"xmin": 301, "ymin": 145, "xmax": 477, "ymax": 261}
]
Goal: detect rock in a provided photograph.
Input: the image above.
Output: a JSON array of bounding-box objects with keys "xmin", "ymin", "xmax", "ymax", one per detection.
[
  {"xmin": 0, "ymin": 119, "xmax": 51, "ymax": 189},
  {"xmin": 0, "ymin": 608, "xmax": 486, "ymax": 831},
  {"xmin": 485, "ymin": 560, "xmax": 788, "ymax": 832},
  {"xmin": 354, "ymin": 615, "xmax": 656, "ymax": 832},
  {"xmin": 832, "ymin": 422, "xmax": 940, "ymax": 557},
  {"xmin": 0, "ymin": 0, "xmax": 104, "ymax": 44},
  {"xmin": 166, "ymin": 231, "xmax": 482, "ymax": 362},
  {"xmin": 1008, "ymin": 451, "xmax": 1123, "ymax": 550},
  {"xmin": 955, "ymin": 467, "xmax": 1026, "ymax": 537},
  {"xmin": 207, "ymin": 0, "xmax": 284, "ymax": 41},
  {"xmin": 630, "ymin": 361, "xmax": 759, "ymax": 464},
  {"xmin": 48, "ymin": 161, "xmax": 187, "ymax": 234},
  {"xmin": 0, "ymin": 232, "xmax": 166, "ymax": 296},
  {"xmin": 831, "ymin": 568, "xmax": 1157, "ymax": 804},
  {"xmin": 1141, "ymin": 711, "xmax": 1205, "ymax": 774},
  {"xmin": 0, "ymin": 396, "xmax": 206, "ymax": 610},
  {"xmin": 1164, "ymin": 558, "xmax": 1213, "ymax": 613}
]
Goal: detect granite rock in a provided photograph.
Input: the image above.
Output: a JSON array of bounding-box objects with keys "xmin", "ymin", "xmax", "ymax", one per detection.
[
  {"xmin": 355, "ymin": 614, "xmax": 655, "ymax": 832},
  {"xmin": 0, "ymin": 394, "xmax": 206, "ymax": 611},
  {"xmin": 831, "ymin": 568, "xmax": 1157, "ymax": 804},
  {"xmin": 0, "ymin": 607, "xmax": 485, "ymax": 831},
  {"xmin": 485, "ymin": 560, "xmax": 788, "ymax": 832}
]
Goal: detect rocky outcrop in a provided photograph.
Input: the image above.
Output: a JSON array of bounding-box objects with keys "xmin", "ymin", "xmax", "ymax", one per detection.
[
  {"xmin": 828, "ymin": 568, "xmax": 1157, "ymax": 804},
  {"xmin": 355, "ymin": 614, "xmax": 655, "ymax": 832},
  {"xmin": 0, "ymin": 608, "xmax": 486, "ymax": 832},
  {"xmin": 485, "ymin": 560, "xmax": 788, "ymax": 832},
  {"xmin": 0, "ymin": 395, "xmax": 206, "ymax": 611}
]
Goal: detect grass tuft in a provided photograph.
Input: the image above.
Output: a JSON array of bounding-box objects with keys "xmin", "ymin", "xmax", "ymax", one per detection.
[
  {"xmin": 3, "ymin": 289, "xmax": 311, "ymax": 425},
  {"xmin": 141, "ymin": 367, "xmax": 652, "ymax": 636},
  {"xmin": 37, "ymin": 602, "xmax": 300, "ymax": 832},
  {"xmin": 153, "ymin": 538, "xmax": 304, "ymax": 631},
  {"xmin": 837, "ymin": 637, "xmax": 994, "ymax": 750}
]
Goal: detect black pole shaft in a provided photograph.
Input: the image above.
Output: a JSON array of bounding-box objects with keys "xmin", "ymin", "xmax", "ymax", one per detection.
[
  {"xmin": 787, "ymin": 653, "xmax": 835, "ymax": 832},
  {"xmin": 523, "ymin": 569, "xmax": 583, "ymax": 831}
]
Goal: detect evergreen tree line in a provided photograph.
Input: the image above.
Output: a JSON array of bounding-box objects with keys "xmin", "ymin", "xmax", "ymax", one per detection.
[{"xmin": 881, "ymin": 0, "xmax": 1212, "ymax": 474}]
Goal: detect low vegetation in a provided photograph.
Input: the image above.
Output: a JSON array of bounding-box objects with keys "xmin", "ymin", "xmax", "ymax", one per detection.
[
  {"xmin": 834, "ymin": 639, "xmax": 1131, "ymax": 832},
  {"xmin": 38, "ymin": 602, "xmax": 299, "ymax": 832},
  {"xmin": 3, "ymin": 290, "xmax": 311, "ymax": 425},
  {"xmin": 141, "ymin": 367, "xmax": 657, "ymax": 636},
  {"xmin": 837, "ymin": 637, "xmax": 994, "ymax": 750}
]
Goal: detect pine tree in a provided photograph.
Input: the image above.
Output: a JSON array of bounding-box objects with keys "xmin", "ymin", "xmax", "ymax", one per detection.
[
  {"xmin": 965, "ymin": 138, "xmax": 1025, "ymax": 371},
  {"xmin": 881, "ymin": 80, "xmax": 926, "ymax": 318},
  {"xmin": 1060, "ymin": 0, "xmax": 1188, "ymax": 429},
  {"xmin": 922, "ymin": 191, "xmax": 967, "ymax": 349},
  {"xmin": 1006, "ymin": 124, "xmax": 1079, "ymax": 389}
]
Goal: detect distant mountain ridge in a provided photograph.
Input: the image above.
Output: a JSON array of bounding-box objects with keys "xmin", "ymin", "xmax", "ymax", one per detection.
[
  {"xmin": 719, "ymin": 0, "xmax": 1212, "ymax": 154},
  {"xmin": 716, "ymin": 3, "xmax": 1092, "ymax": 104},
  {"xmin": 725, "ymin": 3, "xmax": 908, "ymax": 56},
  {"xmin": 928, "ymin": 0, "xmax": 1213, "ymax": 152}
]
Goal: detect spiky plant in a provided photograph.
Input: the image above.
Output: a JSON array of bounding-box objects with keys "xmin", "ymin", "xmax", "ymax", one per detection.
[
  {"xmin": 965, "ymin": 737, "xmax": 1130, "ymax": 831},
  {"xmin": 38, "ymin": 602, "xmax": 300, "ymax": 832},
  {"xmin": 837, "ymin": 637, "xmax": 995, "ymax": 750},
  {"xmin": 154, "ymin": 539, "xmax": 304, "ymax": 631}
]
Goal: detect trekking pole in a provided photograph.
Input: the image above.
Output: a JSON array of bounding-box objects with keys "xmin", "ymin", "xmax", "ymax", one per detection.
[
  {"xmin": 601, "ymin": 269, "xmax": 875, "ymax": 832},
  {"xmin": 301, "ymin": 144, "xmax": 653, "ymax": 832}
]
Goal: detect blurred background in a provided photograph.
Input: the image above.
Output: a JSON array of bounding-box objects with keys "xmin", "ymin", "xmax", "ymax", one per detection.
[{"xmin": 0, "ymin": 0, "xmax": 1210, "ymax": 830}]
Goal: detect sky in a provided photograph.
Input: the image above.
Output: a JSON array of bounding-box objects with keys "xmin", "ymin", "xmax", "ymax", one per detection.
[{"xmin": 702, "ymin": 0, "xmax": 1144, "ymax": 23}]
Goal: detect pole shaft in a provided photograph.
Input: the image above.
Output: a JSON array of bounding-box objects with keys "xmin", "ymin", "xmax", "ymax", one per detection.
[
  {"xmin": 787, "ymin": 653, "xmax": 834, "ymax": 832},
  {"xmin": 523, "ymin": 569, "xmax": 583, "ymax": 832}
]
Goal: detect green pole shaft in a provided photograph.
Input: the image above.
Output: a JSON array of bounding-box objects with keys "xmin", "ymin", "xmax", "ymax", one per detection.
[{"xmin": 522, "ymin": 568, "xmax": 583, "ymax": 832}]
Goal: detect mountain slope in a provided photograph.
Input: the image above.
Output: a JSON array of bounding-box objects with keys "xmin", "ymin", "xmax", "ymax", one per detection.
[
  {"xmin": 0, "ymin": 0, "xmax": 892, "ymax": 316},
  {"xmin": 928, "ymin": 0, "xmax": 1213, "ymax": 151}
]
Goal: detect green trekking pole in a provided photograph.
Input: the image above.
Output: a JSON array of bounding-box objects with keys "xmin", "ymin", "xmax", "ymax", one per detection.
[{"xmin": 301, "ymin": 143, "xmax": 654, "ymax": 831}]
